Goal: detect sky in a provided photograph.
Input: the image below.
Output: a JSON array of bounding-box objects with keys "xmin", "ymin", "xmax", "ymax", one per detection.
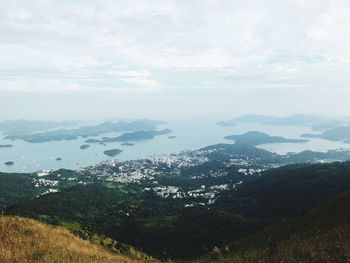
[{"xmin": 1, "ymin": 0, "xmax": 350, "ymax": 121}]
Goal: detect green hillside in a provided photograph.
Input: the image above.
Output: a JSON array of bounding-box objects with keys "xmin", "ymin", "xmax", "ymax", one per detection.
[
  {"xmin": 4, "ymin": 161, "xmax": 350, "ymax": 260},
  {"xmin": 194, "ymin": 191, "xmax": 350, "ymax": 263}
]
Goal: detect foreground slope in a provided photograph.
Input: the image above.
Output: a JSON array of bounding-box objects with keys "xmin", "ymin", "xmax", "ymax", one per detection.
[
  {"xmin": 194, "ymin": 192, "xmax": 350, "ymax": 263},
  {"xmin": 6, "ymin": 161, "xmax": 350, "ymax": 260},
  {"xmin": 0, "ymin": 216, "xmax": 157, "ymax": 263}
]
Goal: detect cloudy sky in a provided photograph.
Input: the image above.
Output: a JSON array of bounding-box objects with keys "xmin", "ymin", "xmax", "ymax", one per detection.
[{"xmin": 1, "ymin": 0, "xmax": 350, "ymax": 120}]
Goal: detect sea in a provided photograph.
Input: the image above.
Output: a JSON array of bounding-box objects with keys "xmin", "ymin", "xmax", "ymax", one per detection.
[{"xmin": 1, "ymin": 119, "xmax": 350, "ymax": 173}]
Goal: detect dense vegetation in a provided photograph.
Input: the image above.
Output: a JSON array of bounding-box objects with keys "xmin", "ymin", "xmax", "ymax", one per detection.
[
  {"xmin": 194, "ymin": 191, "xmax": 350, "ymax": 263},
  {"xmin": 5, "ymin": 183, "xmax": 260, "ymax": 259},
  {"xmin": 0, "ymin": 172, "xmax": 39, "ymax": 211},
  {"xmin": 5, "ymin": 161, "xmax": 350, "ymax": 260},
  {"xmin": 216, "ymin": 161, "xmax": 350, "ymax": 220}
]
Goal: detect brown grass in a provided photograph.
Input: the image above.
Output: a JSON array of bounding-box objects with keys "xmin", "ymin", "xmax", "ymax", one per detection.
[{"xmin": 0, "ymin": 215, "xmax": 158, "ymax": 263}]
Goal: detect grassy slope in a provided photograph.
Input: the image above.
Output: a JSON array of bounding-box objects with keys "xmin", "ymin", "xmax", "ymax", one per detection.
[
  {"xmin": 0, "ymin": 215, "xmax": 157, "ymax": 263},
  {"xmin": 193, "ymin": 192, "xmax": 350, "ymax": 263}
]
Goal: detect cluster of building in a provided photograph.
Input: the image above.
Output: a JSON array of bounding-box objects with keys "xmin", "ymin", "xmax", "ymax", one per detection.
[
  {"xmin": 33, "ymin": 177, "xmax": 59, "ymax": 188},
  {"xmin": 31, "ymin": 145, "xmax": 268, "ymax": 202},
  {"xmin": 238, "ymin": 168, "xmax": 264, "ymax": 176}
]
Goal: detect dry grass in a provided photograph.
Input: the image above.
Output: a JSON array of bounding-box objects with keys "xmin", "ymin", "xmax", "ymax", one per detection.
[{"xmin": 0, "ymin": 215, "xmax": 158, "ymax": 263}]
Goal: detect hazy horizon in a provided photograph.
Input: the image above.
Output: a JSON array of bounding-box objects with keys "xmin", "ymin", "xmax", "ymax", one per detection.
[
  {"xmin": 2, "ymin": 1, "xmax": 350, "ymax": 120},
  {"xmin": 1, "ymin": 112, "xmax": 350, "ymax": 124}
]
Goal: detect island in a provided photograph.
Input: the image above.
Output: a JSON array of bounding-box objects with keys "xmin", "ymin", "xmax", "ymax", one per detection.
[
  {"xmin": 86, "ymin": 129, "xmax": 172, "ymax": 143},
  {"xmin": 56, "ymin": 157, "xmax": 62, "ymax": 161},
  {"xmin": 216, "ymin": 121, "xmax": 236, "ymax": 127},
  {"xmin": 110, "ymin": 129, "xmax": 172, "ymax": 142},
  {"xmin": 301, "ymin": 126, "xmax": 350, "ymax": 143},
  {"xmin": 103, "ymin": 149, "xmax": 123, "ymax": 157},
  {"xmin": 301, "ymin": 133, "xmax": 322, "ymax": 138},
  {"xmin": 0, "ymin": 120, "xmax": 78, "ymax": 135},
  {"xmin": 85, "ymin": 139, "xmax": 101, "ymax": 143},
  {"xmin": 168, "ymin": 136, "xmax": 176, "ymax": 139},
  {"xmin": 221, "ymin": 114, "xmax": 342, "ymax": 131},
  {"xmin": 4, "ymin": 119, "xmax": 166, "ymax": 143},
  {"xmin": 224, "ymin": 131, "xmax": 308, "ymax": 146},
  {"xmin": 80, "ymin": 144, "xmax": 90, "ymax": 150},
  {"xmin": 121, "ymin": 143, "xmax": 134, "ymax": 146},
  {"xmin": 0, "ymin": 144, "xmax": 13, "ymax": 148},
  {"xmin": 5, "ymin": 161, "xmax": 14, "ymax": 166}
]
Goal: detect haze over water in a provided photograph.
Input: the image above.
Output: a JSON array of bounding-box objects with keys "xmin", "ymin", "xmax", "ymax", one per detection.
[{"xmin": 1, "ymin": 119, "xmax": 349, "ymax": 173}]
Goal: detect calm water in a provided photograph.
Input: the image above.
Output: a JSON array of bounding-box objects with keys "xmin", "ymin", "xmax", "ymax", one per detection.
[{"xmin": 1, "ymin": 119, "xmax": 350, "ymax": 173}]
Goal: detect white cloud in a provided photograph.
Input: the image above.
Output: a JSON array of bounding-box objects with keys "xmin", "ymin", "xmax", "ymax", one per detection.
[{"xmin": 1, "ymin": 0, "xmax": 350, "ymax": 118}]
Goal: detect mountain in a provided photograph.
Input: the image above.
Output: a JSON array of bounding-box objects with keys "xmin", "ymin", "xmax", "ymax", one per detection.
[
  {"xmin": 216, "ymin": 161, "xmax": 350, "ymax": 220},
  {"xmin": 0, "ymin": 119, "xmax": 78, "ymax": 135},
  {"xmin": 4, "ymin": 183, "xmax": 261, "ymax": 260},
  {"xmin": 4, "ymin": 119, "xmax": 166, "ymax": 143},
  {"xmin": 193, "ymin": 191, "xmax": 350, "ymax": 263},
  {"xmin": 0, "ymin": 215, "xmax": 157, "ymax": 263},
  {"xmin": 5, "ymin": 160, "xmax": 350, "ymax": 260},
  {"xmin": 86, "ymin": 129, "xmax": 172, "ymax": 143},
  {"xmin": 318, "ymin": 126, "xmax": 350, "ymax": 143},
  {"xmin": 225, "ymin": 114, "xmax": 342, "ymax": 131},
  {"xmin": 301, "ymin": 125, "xmax": 350, "ymax": 143},
  {"xmin": 224, "ymin": 131, "xmax": 308, "ymax": 146}
]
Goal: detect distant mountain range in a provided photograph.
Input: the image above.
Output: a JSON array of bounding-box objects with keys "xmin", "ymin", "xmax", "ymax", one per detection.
[
  {"xmin": 217, "ymin": 114, "xmax": 345, "ymax": 131},
  {"xmin": 224, "ymin": 131, "xmax": 308, "ymax": 145},
  {"xmin": 3, "ymin": 119, "xmax": 168, "ymax": 143},
  {"xmin": 302, "ymin": 126, "xmax": 350, "ymax": 143},
  {"xmin": 0, "ymin": 119, "xmax": 79, "ymax": 135}
]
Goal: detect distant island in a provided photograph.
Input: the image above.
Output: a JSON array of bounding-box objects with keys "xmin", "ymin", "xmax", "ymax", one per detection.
[
  {"xmin": 56, "ymin": 157, "xmax": 62, "ymax": 161},
  {"xmin": 85, "ymin": 139, "xmax": 101, "ymax": 143},
  {"xmin": 80, "ymin": 144, "xmax": 90, "ymax": 150},
  {"xmin": 220, "ymin": 114, "xmax": 343, "ymax": 131},
  {"xmin": 224, "ymin": 131, "xmax": 308, "ymax": 146},
  {"xmin": 0, "ymin": 120, "xmax": 78, "ymax": 136},
  {"xmin": 103, "ymin": 149, "xmax": 123, "ymax": 157},
  {"xmin": 301, "ymin": 133, "xmax": 322, "ymax": 138},
  {"xmin": 168, "ymin": 136, "xmax": 176, "ymax": 139},
  {"xmin": 5, "ymin": 161, "xmax": 14, "ymax": 166},
  {"xmin": 302, "ymin": 126, "xmax": 350, "ymax": 143},
  {"xmin": 4, "ymin": 119, "xmax": 167, "ymax": 143},
  {"xmin": 86, "ymin": 129, "xmax": 172, "ymax": 143},
  {"xmin": 121, "ymin": 142, "xmax": 134, "ymax": 146},
  {"xmin": 216, "ymin": 121, "xmax": 237, "ymax": 127},
  {"xmin": 0, "ymin": 144, "xmax": 13, "ymax": 148}
]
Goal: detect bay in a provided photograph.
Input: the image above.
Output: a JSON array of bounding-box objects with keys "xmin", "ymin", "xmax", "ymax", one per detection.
[{"xmin": 1, "ymin": 119, "xmax": 349, "ymax": 173}]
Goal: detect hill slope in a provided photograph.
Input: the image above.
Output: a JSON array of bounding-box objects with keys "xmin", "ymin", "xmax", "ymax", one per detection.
[
  {"xmin": 194, "ymin": 192, "xmax": 350, "ymax": 263},
  {"xmin": 6, "ymin": 161, "xmax": 350, "ymax": 260},
  {"xmin": 0, "ymin": 215, "xmax": 157, "ymax": 263}
]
